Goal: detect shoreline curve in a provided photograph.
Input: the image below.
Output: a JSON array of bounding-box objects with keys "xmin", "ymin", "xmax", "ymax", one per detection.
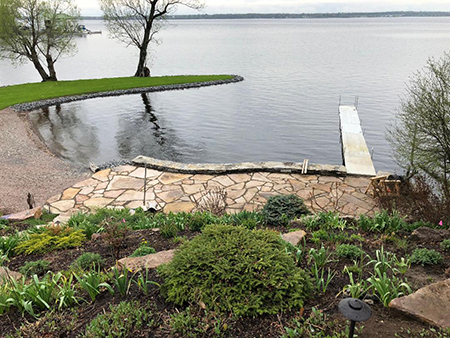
[{"xmin": 12, "ymin": 75, "xmax": 244, "ymax": 112}]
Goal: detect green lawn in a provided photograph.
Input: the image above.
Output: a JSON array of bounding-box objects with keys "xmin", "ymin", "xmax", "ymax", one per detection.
[{"xmin": 0, "ymin": 75, "xmax": 234, "ymax": 110}]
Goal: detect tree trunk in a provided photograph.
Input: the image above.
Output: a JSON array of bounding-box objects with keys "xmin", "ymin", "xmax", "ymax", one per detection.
[
  {"xmin": 46, "ymin": 54, "xmax": 58, "ymax": 81},
  {"xmin": 134, "ymin": 46, "xmax": 148, "ymax": 77},
  {"xmin": 134, "ymin": 11, "xmax": 154, "ymax": 77},
  {"xmin": 30, "ymin": 53, "xmax": 51, "ymax": 82}
]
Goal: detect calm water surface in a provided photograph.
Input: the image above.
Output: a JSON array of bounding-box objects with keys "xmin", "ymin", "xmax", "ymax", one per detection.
[{"xmin": 3, "ymin": 18, "xmax": 450, "ymax": 171}]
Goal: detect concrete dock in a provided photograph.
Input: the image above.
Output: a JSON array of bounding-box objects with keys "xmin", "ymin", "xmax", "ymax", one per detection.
[{"xmin": 339, "ymin": 105, "xmax": 376, "ymax": 176}]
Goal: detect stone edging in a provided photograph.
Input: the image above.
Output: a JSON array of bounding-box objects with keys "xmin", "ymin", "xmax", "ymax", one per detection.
[
  {"xmin": 132, "ymin": 155, "xmax": 347, "ymax": 176},
  {"xmin": 12, "ymin": 75, "xmax": 244, "ymax": 112}
]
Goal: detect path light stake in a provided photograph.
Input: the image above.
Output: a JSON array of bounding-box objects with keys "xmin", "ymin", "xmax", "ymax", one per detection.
[
  {"xmin": 338, "ymin": 298, "xmax": 372, "ymax": 338},
  {"xmin": 143, "ymin": 163, "xmax": 147, "ymax": 206}
]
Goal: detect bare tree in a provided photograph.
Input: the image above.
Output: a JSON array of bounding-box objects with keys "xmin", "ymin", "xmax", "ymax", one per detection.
[
  {"xmin": 388, "ymin": 53, "xmax": 450, "ymax": 200},
  {"xmin": 0, "ymin": 0, "xmax": 80, "ymax": 82},
  {"xmin": 99, "ymin": 0, "xmax": 204, "ymax": 77}
]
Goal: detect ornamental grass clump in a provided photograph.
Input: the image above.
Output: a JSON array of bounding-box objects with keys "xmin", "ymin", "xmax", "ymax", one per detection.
[
  {"xmin": 262, "ymin": 194, "xmax": 310, "ymax": 227},
  {"xmin": 159, "ymin": 224, "xmax": 312, "ymax": 317}
]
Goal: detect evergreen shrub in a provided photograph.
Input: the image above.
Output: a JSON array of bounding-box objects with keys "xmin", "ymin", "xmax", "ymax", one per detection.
[
  {"xmin": 74, "ymin": 253, "xmax": 105, "ymax": 270},
  {"xmin": 262, "ymin": 195, "xmax": 310, "ymax": 226},
  {"xmin": 15, "ymin": 227, "xmax": 86, "ymax": 255},
  {"xmin": 19, "ymin": 260, "xmax": 50, "ymax": 277},
  {"xmin": 159, "ymin": 224, "xmax": 312, "ymax": 317}
]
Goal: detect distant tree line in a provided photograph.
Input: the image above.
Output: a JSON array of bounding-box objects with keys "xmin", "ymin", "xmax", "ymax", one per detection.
[{"xmin": 80, "ymin": 11, "xmax": 450, "ymax": 21}]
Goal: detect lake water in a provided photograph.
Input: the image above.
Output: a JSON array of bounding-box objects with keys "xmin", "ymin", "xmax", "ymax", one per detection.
[{"xmin": 2, "ymin": 18, "xmax": 450, "ymax": 171}]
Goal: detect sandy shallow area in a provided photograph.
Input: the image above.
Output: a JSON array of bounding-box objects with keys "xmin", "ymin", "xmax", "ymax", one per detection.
[{"xmin": 0, "ymin": 108, "xmax": 89, "ymax": 214}]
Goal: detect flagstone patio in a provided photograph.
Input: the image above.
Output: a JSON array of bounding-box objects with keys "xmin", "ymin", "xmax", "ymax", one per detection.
[{"xmin": 45, "ymin": 165, "xmax": 378, "ymax": 218}]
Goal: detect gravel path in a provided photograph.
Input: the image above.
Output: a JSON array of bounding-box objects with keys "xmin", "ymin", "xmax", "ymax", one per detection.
[{"xmin": 0, "ymin": 108, "xmax": 89, "ymax": 214}]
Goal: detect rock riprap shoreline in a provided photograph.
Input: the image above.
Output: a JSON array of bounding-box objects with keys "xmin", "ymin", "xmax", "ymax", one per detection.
[{"xmin": 12, "ymin": 75, "xmax": 244, "ymax": 112}]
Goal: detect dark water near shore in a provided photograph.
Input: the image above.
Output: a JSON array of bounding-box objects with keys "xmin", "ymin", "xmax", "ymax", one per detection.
[{"xmin": 3, "ymin": 18, "xmax": 450, "ymax": 171}]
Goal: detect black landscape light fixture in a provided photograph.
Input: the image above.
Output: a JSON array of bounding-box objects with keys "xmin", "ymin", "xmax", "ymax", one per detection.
[{"xmin": 338, "ymin": 298, "xmax": 372, "ymax": 338}]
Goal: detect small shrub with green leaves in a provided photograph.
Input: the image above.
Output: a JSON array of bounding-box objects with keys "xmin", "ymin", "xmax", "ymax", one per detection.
[
  {"xmin": 262, "ymin": 194, "xmax": 310, "ymax": 227},
  {"xmin": 15, "ymin": 226, "xmax": 86, "ymax": 255},
  {"xmin": 131, "ymin": 240, "xmax": 156, "ymax": 257},
  {"xmin": 335, "ymin": 244, "xmax": 365, "ymax": 260},
  {"xmin": 282, "ymin": 307, "xmax": 360, "ymax": 338},
  {"xmin": 358, "ymin": 210, "xmax": 408, "ymax": 233},
  {"xmin": 410, "ymin": 248, "xmax": 443, "ymax": 266},
  {"xmin": 0, "ymin": 232, "xmax": 24, "ymax": 257},
  {"xmin": 310, "ymin": 229, "xmax": 348, "ymax": 244},
  {"xmin": 102, "ymin": 217, "xmax": 129, "ymax": 260},
  {"xmin": 169, "ymin": 307, "xmax": 203, "ymax": 337},
  {"xmin": 188, "ymin": 212, "xmax": 211, "ymax": 232},
  {"xmin": 230, "ymin": 211, "xmax": 265, "ymax": 230},
  {"xmin": 160, "ymin": 221, "xmax": 179, "ymax": 239},
  {"xmin": 348, "ymin": 234, "xmax": 365, "ymax": 243},
  {"xmin": 441, "ymin": 239, "xmax": 450, "ymax": 252},
  {"xmin": 73, "ymin": 253, "xmax": 105, "ymax": 271},
  {"xmin": 68, "ymin": 208, "xmax": 150, "ymax": 231},
  {"xmin": 83, "ymin": 301, "xmax": 153, "ymax": 337},
  {"xmin": 159, "ymin": 224, "xmax": 312, "ymax": 317},
  {"xmin": 19, "ymin": 260, "xmax": 51, "ymax": 277}
]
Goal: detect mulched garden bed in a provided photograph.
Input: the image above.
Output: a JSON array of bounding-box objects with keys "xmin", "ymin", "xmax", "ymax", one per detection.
[{"xmin": 1, "ymin": 221, "xmax": 449, "ymax": 337}]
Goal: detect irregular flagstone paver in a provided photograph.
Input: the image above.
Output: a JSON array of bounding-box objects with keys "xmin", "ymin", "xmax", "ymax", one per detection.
[
  {"xmin": 107, "ymin": 176, "xmax": 144, "ymax": 190},
  {"xmin": 164, "ymin": 202, "xmax": 195, "ymax": 213},
  {"xmin": 117, "ymin": 250, "xmax": 175, "ymax": 272},
  {"xmin": 73, "ymin": 178, "xmax": 99, "ymax": 188},
  {"xmin": 50, "ymin": 200, "xmax": 75, "ymax": 212},
  {"xmin": 79, "ymin": 186, "xmax": 95, "ymax": 195},
  {"xmin": 104, "ymin": 190, "xmax": 125, "ymax": 199},
  {"xmin": 116, "ymin": 190, "xmax": 146, "ymax": 202},
  {"xmin": 46, "ymin": 165, "xmax": 378, "ymax": 217},
  {"xmin": 389, "ymin": 279, "xmax": 450, "ymax": 328},
  {"xmin": 212, "ymin": 176, "xmax": 235, "ymax": 187},
  {"xmin": 112, "ymin": 165, "xmax": 137, "ymax": 174},
  {"xmin": 61, "ymin": 188, "xmax": 80, "ymax": 200},
  {"xmin": 129, "ymin": 167, "xmax": 161, "ymax": 179},
  {"xmin": 157, "ymin": 189, "xmax": 184, "ymax": 204},
  {"xmin": 159, "ymin": 173, "xmax": 191, "ymax": 185},
  {"xmin": 183, "ymin": 184, "xmax": 205, "ymax": 195},
  {"xmin": 92, "ymin": 169, "xmax": 111, "ymax": 182},
  {"xmin": 84, "ymin": 197, "xmax": 114, "ymax": 209}
]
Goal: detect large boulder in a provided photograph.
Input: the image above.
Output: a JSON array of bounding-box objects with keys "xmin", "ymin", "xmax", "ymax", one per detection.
[
  {"xmin": 116, "ymin": 249, "xmax": 175, "ymax": 272},
  {"xmin": 281, "ymin": 230, "xmax": 307, "ymax": 246},
  {"xmin": 389, "ymin": 279, "xmax": 450, "ymax": 328},
  {"xmin": 0, "ymin": 267, "xmax": 23, "ymax": 284},
  {"xmin": 410, "ymin": 227, "xmax": 450, "ymax": 243}
]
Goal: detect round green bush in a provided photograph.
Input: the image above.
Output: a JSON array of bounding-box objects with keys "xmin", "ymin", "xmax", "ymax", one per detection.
[
  {"xmin": 130, "ymin": 244, "xmax": 156, "ymax": 257},
  {"xmin": 335, "ymin": 244, "xmax": 365, "ymax": 260},
  {"xmin": 73, "ymin": 253, "xmax": 105, "ymax": 270},
  {"xmin": 262, "ymin": 194, "xmax": 310, "ymax": 226},
  {"xmin": 410, "ymin": 248, "xmax": 443, "ymax": 266},
  {"xmin": 159, "ymin": 224, "xmax": 312, "ymax": 317},
  {"xmin": 19, "ymin": 260, "xmax": 50, "ymax": 277},
  {"xmin": 441, "ymin": 239, "xmax": 450, "ymax": 252}
]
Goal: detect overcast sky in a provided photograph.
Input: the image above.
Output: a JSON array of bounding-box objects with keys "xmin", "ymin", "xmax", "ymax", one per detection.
[{"xmin": 76, "ymin": 0, "xmax": 450, "ymax": 16}]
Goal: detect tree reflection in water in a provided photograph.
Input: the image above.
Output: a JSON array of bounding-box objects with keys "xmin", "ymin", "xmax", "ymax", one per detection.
[
  {"xmin": 30, "ymin": 104, "xmax": 100, "ymax": 165},
  {"xmin": 115, "ymin": 93, "xmax": 182, "ymax": 162}
]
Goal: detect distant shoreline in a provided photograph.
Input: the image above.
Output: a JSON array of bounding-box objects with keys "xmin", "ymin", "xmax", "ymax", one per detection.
[{"xmin": 81, "ymin": 11, "xmax": 450, "ymax": 21}]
